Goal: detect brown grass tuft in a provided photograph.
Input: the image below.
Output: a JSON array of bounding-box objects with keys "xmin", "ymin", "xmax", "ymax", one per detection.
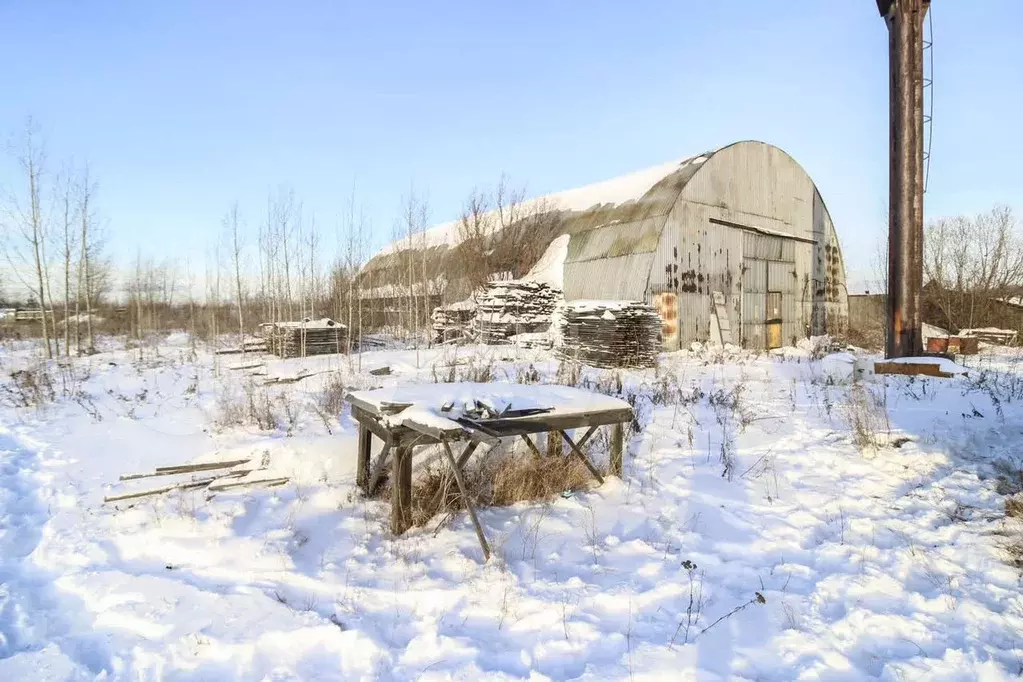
[
  {"xmin": 380, "ymin": 447, "xmax": 603, "ymax": 528},
  {"xmin": 1006, "ymin": 495, "xmax": 1023, "ymax": 519},
  {"xmin": 490, "ymin": 451, "xmax": 598, "ymax": 506}
]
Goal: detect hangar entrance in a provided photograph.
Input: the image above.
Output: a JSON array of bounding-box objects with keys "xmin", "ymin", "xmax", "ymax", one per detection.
[{"xmin": 740, "ymin": 231, "xmax": 801, "ymax": 350}]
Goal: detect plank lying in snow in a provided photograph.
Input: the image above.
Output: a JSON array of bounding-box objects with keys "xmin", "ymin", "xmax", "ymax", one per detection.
[
  {"xmin": 104, "ymin": 472, "xmax": 246, "ymax": 502},
  {"xmin": 262, "ymin": 369, "xmax": 334, "ymax": 385},
  {"xmin": 227, "ymin": 361, "xmax": 266, "ymax": 370},
  {"xmin": 206, "ymin": 476, "xmax": 290, "ymax": 492},
  {"xmin": 120, "ymin": 458, "xmax": 252, "ymax": 481}
]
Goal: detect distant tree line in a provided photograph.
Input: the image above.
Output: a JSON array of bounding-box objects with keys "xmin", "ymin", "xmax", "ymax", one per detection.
[{"xmin": 871, "ymin": 205, "xmax": 1023, "ymax": 335}]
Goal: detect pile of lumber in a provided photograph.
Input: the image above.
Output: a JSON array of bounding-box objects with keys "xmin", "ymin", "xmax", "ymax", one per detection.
[
  {"xmin": 959, "ymin": 327, "xmax": 1018, "ymax": 346},
  {"xmin": 104, "ymin": 457, "xmax": 289, "ymax": 504},
  {"xmin": 215, "ymin": 337, "xmax": 268, "ymax": 355},
  {"xmin": 431, "ymin": 300, "xmax": 476, "ymax": 344},
  {"xmin": 554, "ymin": 300, "xmax": 662, "ymax": 368},
  {"xmin": 474, "ymin": 280, "xmax": 562, "ymax": 344},
  {"xmin": 264, "ymin": 318, "xmax": 346, "ymax": 358}
]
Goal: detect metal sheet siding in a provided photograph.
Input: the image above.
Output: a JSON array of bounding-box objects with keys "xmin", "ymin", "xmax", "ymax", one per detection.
[{"xmin": 563, "ymin": 252, "xmax": 656, "ymax": 301}]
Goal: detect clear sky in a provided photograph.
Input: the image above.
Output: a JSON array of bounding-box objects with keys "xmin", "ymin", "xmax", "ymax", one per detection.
[{"xmin": 1, "ymin": 1, "xmax": 1021, "ymax": 292}]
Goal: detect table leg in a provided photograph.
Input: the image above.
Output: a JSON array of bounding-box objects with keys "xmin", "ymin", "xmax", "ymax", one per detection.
[{"xmin": 390, "ymin": 444, "xmax": 413, "ymax": 535}]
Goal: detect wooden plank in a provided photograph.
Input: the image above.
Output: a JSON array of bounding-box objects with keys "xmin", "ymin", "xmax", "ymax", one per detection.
[
  {"xmin": 207, "ymin": 476, "xmax": 289, "ymax": 492},
  {"xmin": 153, "ymin": 458, "xmax": 252, "ymax": 474},
  {"xmin": 610, "ymin": 422, "xmax": 624, "ymax": 477},
  {"xmin": 441, "ymin": 442, "xmax": 491, "ymax": 561},
  {"xmin": 351, "ymin": 405, "xmax": 398, "ymax": 445},
  {"xmin": 460, "ymin": 407, "xmax": 633, "ymax": 437},
  {"xmin": 520, "ymin": 434, "xmax": 544, "ymax": 459},
  {"xmin": 562, "ymin": 428, "xmax": 604, "ymax": 485},
  {"xmin": 874, "ymin": 361, "xmax": 957, "ymax": 379},
  {"xmin": 367, "ymin": 442, "xmax": 393, "ymax": 496},
  {"xmin": 428, "ymin": 441, "xmax": 480, "ymax": 513},
  {"xmin": 104, "ymin": 477, "xmax": 219, "ymax": 503},
  {"xmin": 347, "ymin": 393, "xmax": 386, "ymax": 416},
  {"xmin": 455, "ymin": 441, "xmax": 480, "ymax": 469},
  {"xmin": 357, "ymin": 423, "xmax": 372, "ymax": 491},
  {"xmin": 390, "ymin": 445, "xmax": 413, "ymax": 535},
  {"xmin": 400, "ymin": 415, "xmax": 465, "ymax": 441},
  {"xmin": 120, "ymin": 459, "xmax": 252, "ymax": 481}
]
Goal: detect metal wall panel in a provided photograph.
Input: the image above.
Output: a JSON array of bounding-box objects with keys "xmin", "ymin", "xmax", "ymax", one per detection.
[
  {"xmin": 563, "ymin": 252, "xmax": 656, "ymax": 301},
  {"xmin": 743, "ymin": 259, "xmax": 767, "ymax": 292},
  {"xmin": 767, "ymin": 261, "xmax": 798, "ymax": 294}
]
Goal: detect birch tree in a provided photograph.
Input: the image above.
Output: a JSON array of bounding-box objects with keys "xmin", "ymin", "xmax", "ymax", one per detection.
[
  {"xmin": 2, "ymin": 120, "xmax": 55, "ymax": 357},
  {"xmin": 225, "ymin": 202, "xmax": 246, "ymax": 343},
  {"xmin": 56, "ymin": 167, "xmax": 79, "ymax": 355}
]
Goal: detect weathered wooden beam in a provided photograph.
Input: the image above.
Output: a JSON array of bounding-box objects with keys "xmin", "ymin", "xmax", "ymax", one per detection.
[
  {"xmin": 207, "ymin": 476, "xmax": 289, "ymax": 492},
  {"xmin": 428, "ymin": 441, "xmax": 480, "ymax": 513},
  {"xmin": 460, "ymin": 408, "xmax": 633, "ymax": 437},
  {"xmin": 391, "ymin": 444, "xmax": 413, "ymax": 535},
  {"xmin": 562, "ymin": 428, "xmax": 604, "ymax": 485},
  {"xmin": 367, "ymin": 442, "xmax": 393, "ymax": 496},
  {"xmin": 441, "ymin": 442, "xmax": 491, "ymax": 561},
  {"xmin": 455, "ymin": 441, "xmax": 480, "ymax": 470},
  {"xmin": 520, "ymin": 434, "xmax": 544, "ymax": 460},
  {"xmin": 154, "ymin": 458, "xmax": 252, "ymax": 474},
  {"xmin": 119, "ymin": 459, "xmax": 252, "ymax": 481},
  {"xmin": 610, "ymin": 422, "xmax": 624, "ymax": 477},
  {"xmin": 104, "ymin": 477, "xmax": 221, "ymax": 503},
  {"xmin": 400, "ymin": 415, "xmax": 465, "ymax": 442},
  {"xmin": 351, "ymin": 405, "xmax": 398, "ymax": 445},
  {"xmin": 356, "ymin": 422, "xmax": 372, "ymax": 490}
]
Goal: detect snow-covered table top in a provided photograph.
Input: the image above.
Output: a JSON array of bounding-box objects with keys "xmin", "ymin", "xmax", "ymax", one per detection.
[{"xmin": 347, "ymin": 382, "xmax": 632, "ymax": 441}]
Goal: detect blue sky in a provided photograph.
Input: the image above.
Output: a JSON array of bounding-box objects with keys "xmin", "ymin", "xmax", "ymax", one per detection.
[{"xmin": 1, "ymin": 1, "xmax": 1021, "ymax": 290}]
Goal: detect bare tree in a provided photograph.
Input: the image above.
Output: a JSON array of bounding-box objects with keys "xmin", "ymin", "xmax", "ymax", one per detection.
[
  {"xmin": 225, "ymin": 202, "xmax": 246, "ymax": 344},
  {"xmin": 56, "ymin": 166, "xmax": 79, "ymax": 355},
  {"xmin": 924, "ymin": 206, "xmax": 1023, "ymax": 330},
  {"xmin": 456, "ymin": 187, "xmax": 496, "ymax": 299},
  {"xmin": 2, "ymin": 120, "xmax": 55, "ymax": 357},
  {"xmin": 75, "ymin": 164, "xmax": 97, "ymax": 353}
]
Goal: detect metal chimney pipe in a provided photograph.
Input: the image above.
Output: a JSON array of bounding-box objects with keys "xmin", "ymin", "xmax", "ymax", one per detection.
[{"xmin": 878, "ymin": 0, "xmax": 930, "ymax": 358}]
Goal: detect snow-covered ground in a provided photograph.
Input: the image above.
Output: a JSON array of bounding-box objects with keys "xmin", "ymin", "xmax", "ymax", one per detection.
[{"xmin": 1, "ymin": 336, "xmax": 1022, "ymax": 681}]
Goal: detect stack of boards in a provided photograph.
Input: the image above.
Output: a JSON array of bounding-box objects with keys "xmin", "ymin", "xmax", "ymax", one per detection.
[
  {"xmin": 431, "ymin": 301, "xmax": 476, "ymax": 344},
  {"xmin": 264, "ymin": 318, "xmax": 346, "ymax": 358},
  {"xmin": 104, "ymin": 457, "xmax": 288, "ymax": 504},
  {"xmin": 554, "ymin": 300, "xmax": 662, "ymax": 368},
  {"xmin": 474, "ymin": 280, "xmax": 562, "ymax": 344}
]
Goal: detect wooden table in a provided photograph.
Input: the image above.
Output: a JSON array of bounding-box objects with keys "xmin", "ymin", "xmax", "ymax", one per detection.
[{"xmin": 346, "ymin": 384, "xmax": 633, "ymax": 559}]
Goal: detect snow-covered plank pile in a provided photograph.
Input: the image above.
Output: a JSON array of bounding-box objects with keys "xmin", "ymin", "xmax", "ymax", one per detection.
[
  {"xmin": 554, "ymin": 300, "xmax": 662, "ymax": 368},
  {"xmin": 959, "ymin": 327, "xmax": 1018, "ymax": 346},
  {"xmin": 474, "ymin": 280, "xmax": 562, "ymax": 344},
  {"xmin": 431, "ymin": 300, "xmax": 476, "ymax": 344},
  {"xmin": 264, "ymin": 318, "xmax": 347, "ymax": 358}
]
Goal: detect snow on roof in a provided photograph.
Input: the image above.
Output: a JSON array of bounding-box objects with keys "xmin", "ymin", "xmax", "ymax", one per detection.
[
  {"xmin": 996, "ymin": 296, "xmax": 1023, "ymax": 309},
  {"xmin": 523, "ymin": 234, "xmax": 570, "ymax": 289},
  {"xmin": 380, "ymin": 154, "xmax": 711, "ymax": 256}
]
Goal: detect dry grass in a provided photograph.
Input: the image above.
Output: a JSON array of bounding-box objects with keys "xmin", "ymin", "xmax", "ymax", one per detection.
[
  {"xmin": 491, "ymin": 451, "xmax": 598, "ymax": 506},
  {"xmin": 381, "ymin": 447, "xmax": 603, "ymax": 528},
  {"xmin": 1006, "ymin": 495, "xmax": 1023, "ymax": 519}
]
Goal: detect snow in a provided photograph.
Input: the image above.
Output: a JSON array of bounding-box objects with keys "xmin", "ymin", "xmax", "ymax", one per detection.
[
  {"xmin": 923, "ymin": 322, "xmax": 949, "ymax": 341},
  {"xmin": 379, "ymin": 154, "xmax": 710, "ymax": 255},
  {"xmin": 1, "ymin": 338, "xmax": 1022, "ymax": 679},
  {"xmin": 355, "ymin": 381, "xmax": 630, "ymax": 422},
  {"xmin": 524, "ymin": 234, "xmax": 570, "ymax": 290}
]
